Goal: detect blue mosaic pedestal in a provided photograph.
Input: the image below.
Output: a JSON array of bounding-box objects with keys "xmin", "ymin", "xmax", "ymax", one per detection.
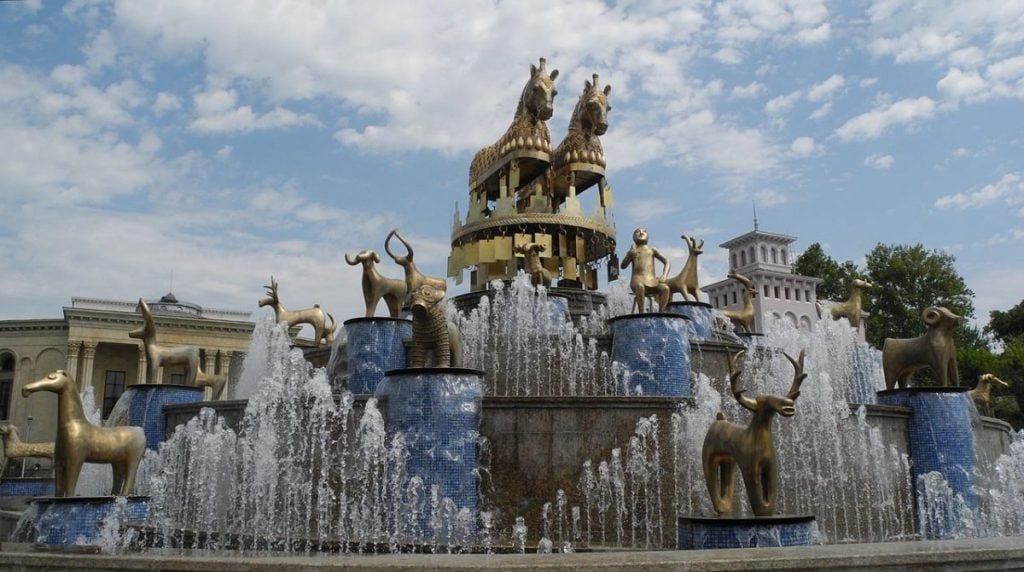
[
  {"xmin": 375, "ymin": 367, "xmax": 483, "ymax": 536},
  {"xmin": 608, "ymin": 313, "xmax": 691, "ymax": 396},
  {"xmin": 737, "ymin": 332, "xmax": 765, "ymax": 346},
  {"xmin": 667, "ymin": 301, "xmax": 714, "ymax": 341},
  {"xmin": 344, "ymin": 317, "xmax": 413, "ymax": 394},
  {"xmin": 28, "ymin": 496, "xmax": 148, "ymax": 547},
  {"xmin": 0, "ymin": 478, "xmax": 54, "ymax": 509},
  {"xmin": 876, "ymin": 387, "xmax": 975, "ymax": 539},
  {"xmin": 677, "ymin": 515, "xmax": 815, "ymax": 549},
  {"xmin": 106, "ymin": 384, "xmax": 204, "ymax": 450}
]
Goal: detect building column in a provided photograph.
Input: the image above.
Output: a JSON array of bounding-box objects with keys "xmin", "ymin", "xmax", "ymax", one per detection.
[
  {"xmin": 66, "ymin": 340, "xmax": 82, "ymax": 379},
  {"xmin": 137, "ymin": 345, "xmax": 147, "ymax": 385},
  {"xmin": 80, "ymin": 341, "xmax": 98, "ymax": 390},
  {"xmin": 204, "ymin": 350, "xmax": 217, "ymax": 400},
  {"xmin": 217, "ymin": 351, "xmax": 233, "ymax": 400}
]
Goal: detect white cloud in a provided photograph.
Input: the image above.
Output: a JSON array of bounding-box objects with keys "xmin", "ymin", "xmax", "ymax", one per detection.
[
  {"xmin": 807, "ymin": 74, "xmax": 844, "ymax": 101},
  {"xmin": 765, "ymin": 90, "xmax": 801, "ymax": 115},
  {"xmin": 809, "ymin": 101, "xmax": 832, "ymax": 119},
  {"xmin": 789, "ymin": 136, "xmax": 818, "ymax": 157},
  {"xmin": 859, "ymin": 77, "xmax": 878, "ymax": 88},
  {"xmin": 936, "ymin": 68, "xmax": 986, "ymax": 101},
  {"xmin": 731, "ymin": 81, "xmax": 765, "ymax": 99},
  {"xmin": 621, "ymin": 199, "xmax": 680, "ymax": 222},
  {"xmin": 190, "ymin": 88, "xmax": 319, "ymax": 134},
  {"xmin": 835, "ymin": 97, "xmax": 937, "ymax": 141},
  {"xmin": 934, "ymin": 173, "xmax": 1024, "ymax": 210},
  {"xmin": 215, "ymin": 145, "xmax": 233, "ymax": 161},
  {"xmin": 864, "ymin": 153, "xmax": 895, "ymax": 170},
  {"xmin": 152, "ymin": 92, "xmax": 181, "ymax": 115}
]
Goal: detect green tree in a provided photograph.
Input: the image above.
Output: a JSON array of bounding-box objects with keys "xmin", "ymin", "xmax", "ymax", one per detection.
[
  {"xmin": 862, "ymin": 243, "xmax": 976, "ymax": 349},
  {"xmin": 793, "ymin": 243, "xmax": 860, "ymax": 302},
  {"xmin": 987, "ymin": 299, "xmax": 1024, "ymax": 344}
]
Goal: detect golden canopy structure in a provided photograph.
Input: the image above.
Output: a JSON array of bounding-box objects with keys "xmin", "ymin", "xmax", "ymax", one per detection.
[{"xmin": 450, "ymin": 60, "xmax": 617, "ymax": 292}]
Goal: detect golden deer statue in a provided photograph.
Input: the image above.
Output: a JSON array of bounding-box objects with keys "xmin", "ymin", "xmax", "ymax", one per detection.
[
  {"xmin": 22, "ymin": 371, "xmax": 146, "ymax": 497},
  {"xmin": 818, "ymin": 278, "xmax": 873, "ymax": 328},
  {"xmin": 702, "ymin": 350, "xmax": 808, "ymax": 516},
  {"xmin": 969, "ymin": 373, "xmax": 1009, "ymax": 409},
  {"xmin": 258, "ymin": 277, "xmax": 336, "ymax": 346},
  {"xmin": 0, "ymin": 424, "xmax": 54, "ymax": 476},
  {"xmin": 129, "ymin": 298, "xmax": 201, "ymax": 385},
  {"xmin": 720, "ymin": 270, "xmax": 757, "ymax": 333},
  {"xmin": 345, "ymin": 249, "xmax": 407, "ymax": 318},
  {"xmin": 662, "ymin": 234, "xmax": 704, "ymax": 302}
]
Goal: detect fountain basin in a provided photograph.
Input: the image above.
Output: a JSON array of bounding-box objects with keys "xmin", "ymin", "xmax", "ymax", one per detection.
[
  {"xmin": 26, "ymin": 496, "xmax": 148, "ymax": 547},
  {"xmin": 0, "ymin": 478, "xmax": 54, "ymax": 510},
  {"xmin": 677, "ymin": 515, "xmax": 816, "ymax": 549}
]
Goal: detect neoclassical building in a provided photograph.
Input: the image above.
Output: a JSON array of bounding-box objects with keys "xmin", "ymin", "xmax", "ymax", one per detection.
[
  {"xmin": 702, "ymin": 227, "xmax": 823, "ymax": 333},
  {"xmin": 0, "ymin": 293, "xmax": 253, "ymax": 467}
]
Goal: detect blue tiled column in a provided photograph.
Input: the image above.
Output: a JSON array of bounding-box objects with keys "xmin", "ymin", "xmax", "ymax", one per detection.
[
  {"xmin": 28, "ymin": 496, "xmax": 148, "ymax": 546},
  {"xmin": 107, "ymin": 384, "xmax": 204, "ymax": 450},
  {"xmin": 667, "ymin": 301, "xmax": 714, "ymax": 341},
  {"xmin": 876, "ymin": 387, "xmax": 976, "ymax": 538},
  {"xmin": 677, "ymin": 516, "xmax": 815, "ymax": 549},
  {"xmin": 608, "ymin": 313, "xmax": 691, "ymax": 396},
  {"xmin": 0, "ymin": 478, "xmax": 54, "ymax": 500},
  {"xmin": 344, "ymin": 317, "xmax": 413, "ymax": 394},
  {"xmin": 374, "ymin": 367, "xmax": 483, "ymax": 535}
]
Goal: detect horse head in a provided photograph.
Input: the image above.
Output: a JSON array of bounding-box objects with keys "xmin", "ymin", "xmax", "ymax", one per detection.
[
  {"xmin": 521, "ymin": 57, "xmax": 559, "ymax": 121},
  {"xmin": 23, "ymin": 370, "xmax": 72, "ymax": 397},
  {"xmin": 578, "ymin": 74, "xmax": 611, "ymax": 136}
]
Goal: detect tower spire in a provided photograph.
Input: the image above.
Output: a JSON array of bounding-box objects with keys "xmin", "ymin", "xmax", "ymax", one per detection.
[{"xmin": 752, "ymin": 200, "xmax": 759, "ymax": 231}]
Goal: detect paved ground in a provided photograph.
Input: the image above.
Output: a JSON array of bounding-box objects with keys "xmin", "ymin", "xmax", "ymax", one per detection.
[{"xmin": 1, "ymin": 537, "xmax": 1023, "ymax": 571}]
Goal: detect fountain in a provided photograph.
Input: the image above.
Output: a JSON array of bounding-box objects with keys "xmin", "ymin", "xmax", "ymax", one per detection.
[{"xmin": 5, "ymin": 58, "xmax": 1024, "ymax": 569}]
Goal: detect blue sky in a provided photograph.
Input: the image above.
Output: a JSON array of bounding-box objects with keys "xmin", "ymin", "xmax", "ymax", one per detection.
[{"xmin": 1, "ymin": 0, "xmax": 1022, "ymax": 330}]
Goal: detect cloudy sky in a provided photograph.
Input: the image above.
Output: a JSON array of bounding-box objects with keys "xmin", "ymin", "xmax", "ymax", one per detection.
[{"xmin": 1, "ymin": 0, "xmax": 1022, "ymax": 330}]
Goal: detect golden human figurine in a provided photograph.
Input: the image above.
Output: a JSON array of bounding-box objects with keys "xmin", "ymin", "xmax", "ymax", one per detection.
[
  {"xmin": 882, "ymin": 306, "xmax": 960, "ymax": 389},
  {"xmin": 513, "ymin": 242, "xmax": 554, "ymax": 288},
  {"xmin": 258, "ymin": 277, "xmax": 337, "ymax": 346},
  {"xmin": 22, "ymin": 371, "xmax": 146, "ymax": 497},
  {"xmin": 620, "ymin": 228, "xmax": 671, "ymax": 312},
  {"xmin": 702, "ymin": 350, "xmax": 808, "ymax": 517}
]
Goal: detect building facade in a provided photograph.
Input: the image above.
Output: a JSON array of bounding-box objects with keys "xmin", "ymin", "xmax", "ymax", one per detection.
[
  {"xmin": 0, "ymin": 293, "xmax": 253, "ymax": 471},
  {"xmin": 702, "ymin": 228, "xmax": 823, "ymax": 333}
]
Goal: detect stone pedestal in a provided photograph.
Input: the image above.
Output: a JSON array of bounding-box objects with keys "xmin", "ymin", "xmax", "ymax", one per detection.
[
  {"xmin": 27, "ymin": 496, "xmax": 148, "ymax": 547},
  {"xmin": 876, "ymin": 387, "xmax": 975, "ymax": 539},
  {"xmin": 667, "ymin": 301, "xmax": 714, "ymax": 341},
  {"xmin": 106, "ymin": 384, "xmax": 204, "ymax": 450},
  {"xmin": 677, "ymin": 515, "xmax": 816, "ymax": 549},
  {"xmin": 343, "ymin": 317, "xmax": 412, "ymax": 395},
  {"xmin": 374, "ymin": 367, "xmax": 484, "ymax": 536},
  {"xmin": 608, "ymin": 313, "xmax": 691, "ymax": 396}
]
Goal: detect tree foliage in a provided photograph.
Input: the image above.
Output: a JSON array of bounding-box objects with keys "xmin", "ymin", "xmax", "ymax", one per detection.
[
  {"xmin": 862, "ymin": 243, "xmax": 975, "ymax": 348},
  {"xmin": 987, "ymin": 299, "xmax": 1024, "ymax": 344},
  {"xmin": 793, "ymin": 243, "xmax": 860, "ymax": 302}
]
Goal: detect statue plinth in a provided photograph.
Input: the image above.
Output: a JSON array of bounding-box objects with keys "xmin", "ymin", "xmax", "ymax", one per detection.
[
  {"xmin": 677, "ymin": 515, "xmax": 816, "ymax": 549},
  {"xmin": 343, "ymin": 317, "xmax": 412, "ymax": 394},
  {"xmin": 26, "ymin": 495, "xmax": 149, "ymax": 547},
  {"xmin": 667, "ymin": 301, "xmax": 714, "ymax": 341},
  {"xmin": 107, "ymin": 384, "xmax": 204, "ymax": 450},
  {"xmin": 608, "ymin": 313, "xmax": 691, "ymax": 396}
]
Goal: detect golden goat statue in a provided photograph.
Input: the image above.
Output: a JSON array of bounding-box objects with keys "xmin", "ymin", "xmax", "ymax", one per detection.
[
  {"xmin": 258, "ymin": 276, "xmax": 336, "ymax": 346},
  {"xmin": 818, "ymin": 278, "xmax": 873, "ymax": 328},
  {"xmin": 129, "ymin": 298, "xmax": 201, "ymax": 385},
  {"xmin": 346, "ymin": 249, "xmax": 406, "ymax": 318},
  {"xmin": 882, "ymin": 306, "xmax": 961, "ymax": 389},
  {"xmin": 0, "ymin": 424, "xmax": 54, "ymax": 477},
  {"xmin": 969, "ymin": 373, "xmax": 1009, "ymax": 410},
  {"xmin": 662, "ymin": 234, "xmax": 703, "ymax": 302},
  {"xmin": 385, "ymin": 229, "xmax": 447, "ymax": 296},
  {"xmin": 702, "ymin": 350, "xmax": 808, "ymax": 516},
  {"xmin": 719, "ymin": 270, "xmax": 757, "ymax": 333},
  {"xmin": 22, "ymin": 371, "xmax": 146, "ymax": 497}
]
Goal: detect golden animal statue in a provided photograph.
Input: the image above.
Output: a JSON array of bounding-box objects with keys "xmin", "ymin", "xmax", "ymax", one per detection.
[
  {"xmin": 194, "ymin": 369, "xmax": 227, "ymax": 400},
  {"xmin": 0, "ymin": 424, "xmax": 54, "ymax": 476},
  {"xmin": 22, "ymin": 371, "xmax": 146, "ymax": 497},
  {"xmin": 702, "ymin": 350, "xmax": 808, "ymax": 517},
  {"xmin": 621, "ymin": 228, "xmax": 671, "ymax": 313},
  {"xmin": 818, "ymin": 278, "xmax": 873, "ymax": 328},
  {"xmin": 258, "ymin": 276, "xmax": 336, "ymax": 346},
  {"xmin": 720, "ymin": 270, "xmax": 757, "ymax": 333},
  {"xmin": 407, "ymin": 283, "xmax": 464, "ymax": 369},
  {"xmin": 513, "ymin": 242, "xmax": 554, "ymax": 288},
  {"xmin": 550, "ymin": 73, "xmax": 611, "ymax": 197},
  {"xmin": 385, "ymin": 229, "xmax": 447, "ymax": 296},
  {"xmin": 969, "ymin": 373, "xmax": 1009, "ymax": 410},
  {"xmin": 130, "ymin": 298, "xmax": 201, "ymax": 385},
  {"xmin": 882, "ymin": 306, "xmax": 961, "ymax": 390},
  {"xmin": 662, "ymin": 235, "xmax": 704, "ymax": 302},
  {"xmin": 468, "ymin": 57, "xmax": 559, "ymax": 191},
  {"xmin": 346, "ymin": 249, "xmax": 407, "ymax": 318}
]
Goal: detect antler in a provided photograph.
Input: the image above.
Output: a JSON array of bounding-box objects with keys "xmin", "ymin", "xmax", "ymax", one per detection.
[
  {"xmin": 384, "ymin": 229, "xmax": 413, "ymax": 263},
  {"xmin": 980, "ymin": 373, "xmax": 1009, "ymax": 388},
  {"xmin": 264, "ymin": 276, "xmax": 280, "ymax": 300},
  {"xmin": 784, "ymin": 350, "xmax": 808, "ymax": 400},
  {"xmin": 726, "ymin": 350, "xmax": 757, "ymax": 411},
  {"xmin": 729, "ymin": 270, "xmax": 754, "ymax": 290}
]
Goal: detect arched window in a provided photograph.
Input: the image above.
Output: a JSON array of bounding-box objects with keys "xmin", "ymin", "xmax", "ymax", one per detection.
[
  {"xmin": 731, "ymin": 253, "xmax": 737, "ymax": 269},
  {"xmin": 781, "ymin": 249, "xmax": 788, "ymax": 264},
  {"xmin": 784, "ymin": 311, "xmax": 798, "ymax": 327},
  {"xmin": 749, "ymin": 247, "xmax": 755, "ymax": 265},
  {"xmin": 0, "ymin": 353, "xmax": 14, "ymax": 421},
  {"xmin": 771, "ymin": 248, "xmax": 778, "ymax": 264},
  {"xmin": 740, "ymin": 250, "xmax": 747, "ymax": 266},
  {"xmin": 799, "ymin": 315, "xmax": 813, "ymax": 331},
  {"xmin": 760, "ymin": 246, "xmax": 767, "ymax": 262}
]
